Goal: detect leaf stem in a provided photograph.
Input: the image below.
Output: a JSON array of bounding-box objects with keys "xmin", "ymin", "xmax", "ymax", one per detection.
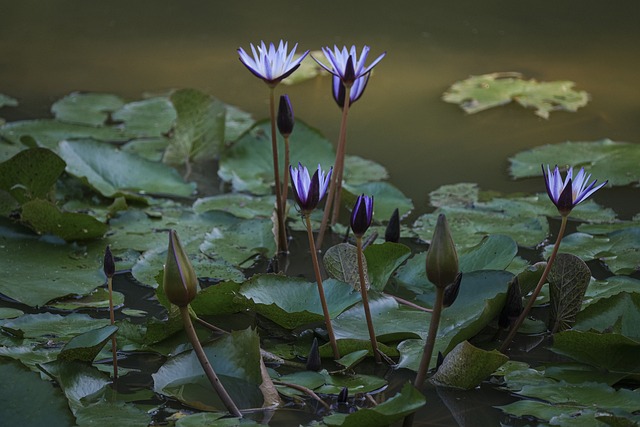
[
  {"xmin": 356, "ymin": 237, "xmax": 381, "ymax": 363},
  {"xmin": 414, "ymin": 286, "xmax": 445, "ymax": 387},
  {"xmin": 107, "ymin": 276, "xmax": 118, "ymax": 380},
  {"xmin": 305, "ymin": 213, "xmax": 340, "ymax": 359},
  {"xmin": 179, "ymin": 306, "xmax": 242, "ymax": 417},
  {"xmin": 269, "ymin": 87, "xmax": 288, "ymax": 254},
  {"xmin": 499, "ymin": 215, "xmax": 568, "ymax": 353},
  {"xmin": 316, "ymin": 85, "xmax": 352, "ymax": 250}
]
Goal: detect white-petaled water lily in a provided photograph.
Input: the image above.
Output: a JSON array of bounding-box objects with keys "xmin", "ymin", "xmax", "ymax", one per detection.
[
  {"xmin": 289, "ymin": 162, "xmax": 332, "ymax": 213},
  {"xmin": 238, "ymin": 40, "xmax": 309, "ymax": 87},
  {"xmin": 543, "ymin": 164, "xmax": 607, "ymax": 215}
]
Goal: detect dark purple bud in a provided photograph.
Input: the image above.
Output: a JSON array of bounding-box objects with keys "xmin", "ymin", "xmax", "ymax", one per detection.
[
  {"xmin": 385, "ymin": 208, "xmax": 400, "ymax": 243},
  {"xmin": 337, "ymin": 386, "xmax": 349, "ymax": 403},
  {"xmin": 306, "ymin": 337, "xmax": 322, "ymax": 371},
  {"xmin": 277, "ymin": 94, "xmax": 294, "ymax": 137},
  {"xmin": 103, "ymin": 245, "xmax": 115, "ymax": 278},
  {"xmin": 499, "ymin": 277, "xmax": 523, "ymax": 328},
  {"xmin": 350, "ymin": 194, "xmax": 374, "ymax": 237},
  {"xmin": 443, "ymin": 272, "xmax": 462, "ymax": 308}
]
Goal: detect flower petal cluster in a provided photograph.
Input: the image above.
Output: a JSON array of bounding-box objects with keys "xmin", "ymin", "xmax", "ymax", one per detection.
[
  {"xmin": 332, "ymin": 74, "xmax": 369, "ymax": 108},
  {"xmin": 426, "ymin": 214, "xmax": 459, "ymax": 289},
  {"xmin": 350, "ymin": 194, "xmax": 374, "ymax": 237},
  {"xmin": 290, "ymin": 163, "xmax": 332, "ymax": 213},
  {"xmin": 238, "ymin": 41, "xmax": 309, "ymax": 87},
  {"xmin": 543, "ymin": 164, "xmax": 607, "ymax": 215},
  {"xmin": 314, "ymin": 45, "xmax": 385, "ymax": 86}
]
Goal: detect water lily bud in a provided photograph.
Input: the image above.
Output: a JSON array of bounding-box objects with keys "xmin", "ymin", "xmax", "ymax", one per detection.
[
  {"xmin": 163, "ymin": 230, "xmax": 198, "ymax": 307},
  {"xmin": 426, "ymin": 214, "xmax": 459, "ymax": 289},
  {"xmin": 499, "ymin": 277, "xmax": 523, "ymax": 328},
  {"xmin": 277, "ymin": 94, "xmax": 295, "ymax": 137},
  {"xmin": 385, "ymin": 208, "xmax": 400, "ymax": 243},
  {"xmin": 103, "ymin": 245, "xmax": 115, "ymax": 279},
  {"xmin": 443, "ymin": 272, "xmax": 462, "ymax": 308},
  {"xmin": 350, "ymin": 194, "xmax": 374, "ymax": 237},
  {"xmin": 337, "ymin": 387, "xmax": 349, "ymax": 404},
  {"xmin": 306, "ymin": 337, "xmax": 322, "ymax": 371}
]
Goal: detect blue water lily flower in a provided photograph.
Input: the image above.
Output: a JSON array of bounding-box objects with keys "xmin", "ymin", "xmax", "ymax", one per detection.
[
  {"xmin": 290, "ymin": 163, "xmax": 333, "ymax": 213},
  {"xmin": 238, "ymin": 40, "xmax": 309, "ymax": 87},
  {"xmin": 350, "ymin": 194, "xmax": 374, "ymax": 237},
  {"xmin": 543, "ymin": 164, "xmax": 607, "ymax": 215},
  {"xmin": 313, "ymin": 45, "xmax": 385, "ymax": 86},
  {"xmin": 332, "ymin": 74, "xmax": 369, "ymax": 108}
]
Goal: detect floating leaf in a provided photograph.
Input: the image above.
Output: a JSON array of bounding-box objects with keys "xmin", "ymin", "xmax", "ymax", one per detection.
[
  {"xmin": 153, "ymin": 328, "xmax": 264, "ymax": 410},
  {"xmin": 335, "ymin": 350, "xmax": 369, "ymax": 370},
  {"xmin": 322, "ymin": 383, "xmax": 425, "ymax": 427},
  {"xmin": 112, "ymin": 96, "xmax": 176, "ymax": 138},
  {"xmin": 1, "ymin": 313, "xmax": 109, "ymax": 341},
  {"xmin": 343, "ymin": 181, "xmax": 413, "ymax": 221},
  {"xmin": 431, "ymin": 341, "xmax": 508, "ymax": 390},
  {"xmin": 59, "ymin": 139, "xmax": 196, "ymax": 198},
  {"xmin": 343, "ymin": 155, "xmax": 389, "ymax": 185},
  {"xmin": 323, "ymin": 243, "xmax": 369, "ymax": 290},
  {"xmin": 543, "ymin": 228, "xmax": 640, "ymax": 275},
  {"xmin": 429, "ymin": 182, "xmax": 478, "ymax": 208},
  {"xmin": 190, "ymin": 281, "xmax": 245, "ymax": 316},
  {"xmin": 509, "ymin": 139, "xmax": 639, "ymax": 186},
  {"xmin": 238, "ymin": 274, "xmax": 361, "ymax": 329},
  {"xmin": 75, "ymin": 401, "xmax": 151, "ymax": 427},
  {"xmin": 548, "ymin": 253, "xmax": 591, "ymax": 332},
  {"xmin": 364, "ymin": 242, "xmax": 411, "ymax": 292},
  {"xmin": 582, "ymin": 276, "xmax": 640, "ymax": 307},
  {"xmin": 0, "ymin": 147, "xmax": 65, "ymax": 203},
  {"xmin": 47, "ymin": 288, "xmax": 125, "ymax": 311},
  {"xmin": 443, "ymin": 72, "xmax": 589, "ymax": 118},
  {"xmin": 193, "ymin": 194, "xmax": 276, "ymax": 219},
  {"xmin": 51, "ymin": 92, "xmax": 125, "ymax": 126},
  {"xmin": 42, "ymin": 361, "xmax": 111, "ymax": 415},
  {"xmin": 58, "ymin": 325, "xmax": 118, "ymax": 362},
  {"xmin": 0, "ymin": 93, "xmax": 18, "ymax": 108},
  {"xmin": 574, "ymin": 292, "xmax": 640, "ymax": 341}
]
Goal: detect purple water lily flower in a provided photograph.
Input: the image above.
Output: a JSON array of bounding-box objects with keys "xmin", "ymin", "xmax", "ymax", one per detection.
[
  {"xmin": 290, "ymin": 163, "xmax": 333, "ymax": 213},
  {"xmin": 543, "ymin": 164, "xmax": 608, "ymax": 215},
  {"xmin": 238, "ymin": 40, "xmax": 309, "ymax": 87},
  {"xmin": 313, "ymin": 45, "xmax": 385, "ymax": 86},
  {"xmin": 332, "ymin": 74, "xmax": 369, "ymax": 108},
  {"xmin": 350, "ymin": 194, "xmax": 374, "ymax": 237}
]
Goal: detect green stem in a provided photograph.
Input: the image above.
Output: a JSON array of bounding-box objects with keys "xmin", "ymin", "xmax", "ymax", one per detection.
[
  {"xmin": 180, "ymin": 306, "xmax": 242, "ymax": 417},
  {"xmin": 282, "ymin": 136, "xmax": 290, "ymax": 212},
  {"xmin": 499, "ymin": 215, "xmax": 568, "ymax": 353},
  {"xmin": 305, "ymin": 213, "xmax": 340, "ymax": 359},
  {"xmin": 356, "ymin": 237, "xmax": 381, "ymax": 363},
  {"xmin": 414, "ymin": 286, "xmax": 445, "ymax": 387},
  {"xmin": 107, "ymin": 276, "xmax": 118, "ymax": 380},
  {"xmin": 315, "ymin": 85, "xmax": 352, "ymax": 250},
  {"xmin": 269, "ymin": 88, "xmax": 288, "ymax": 254}
]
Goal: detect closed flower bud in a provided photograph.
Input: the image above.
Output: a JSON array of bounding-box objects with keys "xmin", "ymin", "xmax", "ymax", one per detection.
[
  {"xmin": 163, "ymin": 230, "xmax": 198, "ymax": 307},
  {"xmin": 385, "ymin": 208, "xmax": 400, "ymax": 243},
  {"xmin": 305, "ymin": 337, "xmax": 322, "ymax": 372},
  {"xmin": 103, "ymin": 245, "xmax": 115, "ymax": 279},
  {"xmin": 426, "ymin": 214, "xmax": 459, "ymax": 289},
  {"xmin": 277, "ymin": 94, "xmax": 295, "ymax": 137},
  {"xmin": 499, "ymin": 277, "xmax": 523, "ymax": 328},
  {"xmin": 350, "ymin": 194, "xmax": 374, "ymax": 237}
]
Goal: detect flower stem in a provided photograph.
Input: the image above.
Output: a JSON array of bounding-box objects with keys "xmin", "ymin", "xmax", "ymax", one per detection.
[
  {"xmin": 107, "ymin": 275, "xmax": 118, "ymax": 379},
  {"xmin": 414, "ymin": 286, "xmax": 445, "ymax": 387},
  {"xmin": 356, "ymin": 237, "xmax": 381, "ymax": 363},
  {"xmin": 180, "ymin": 306, "xmax": 242, "ymax": 417},
  {"xmin": 305, "ymin": 213, "xmax": 340, "ymax": 359},
  {"xmin": 316, "ymin": 85, "xmax": 352, "ymax": 250},
  {"xmin": 499, "ymin": 215, "xmax": 568, "ymax": 353},
  {"xmin": 282, "ymin": 136, "xmax": 290, "ymax": 206},
  {"xmin": 269, "ymin": 88, "xmax": 288, "ymax": 254}
]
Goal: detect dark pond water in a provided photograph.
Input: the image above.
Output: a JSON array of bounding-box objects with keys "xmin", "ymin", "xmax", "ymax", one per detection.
[
  {"xmin": 1, "ymin": 0, "xmax": 639, "ymax": 212},
  {"xmin": 1, "ymin": 1, "xmax": 639, "ymax": 425}
]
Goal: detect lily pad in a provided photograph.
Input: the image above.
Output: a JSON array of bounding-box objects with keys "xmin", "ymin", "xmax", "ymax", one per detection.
[
  {"xmin": 574, "ymin": 292, "xmax": 640, "ymax": 342},
  {"xmin": 364, "ymin": 242, "xmax": 411, "ymax": 292},
  {"xmin": 152, "ymin": 327, "xmax": 264, "ymax": 410},
  {"xmin": 582, "ymin": 276, "xmax": 640, "ymax": 307},
  {"xmin": 47, "ymin": 288, "xmax": 125, "ymax": 311},
  {"xmin": 0, "ymin": 147, "xmax": 65, "ymax": 204},
  {"xmin": 51, "ymin": 92, "xmax": 125, "ymax": 126},
  {"xmin": 59, "ymin": 139, "xmax": 196, "ymax": 198},
  {"xmin": 443, "ymin": 72, "xmax": 589, "ymax": 119},
  {"xmin": 430, "ymin": 341, "xmax": 508, "ymax": 390},
  {"xmin": 0, "ymin": 93, "xmax": 18, "ymax": 108},
  {"xmin": 112, "ymin": 96, "xmax": 176, "ymax": 138},
  {"xmin": 58, "ymin": 325, "xmax": 118, "ymax": 362},
  {"xmin": 509, "ymin": 139, "xmax": 638, "ymax": 187},
  {"xmin": 193, "ymin": 194, "xmax": 276, "ymax": 219},
  {"xmin": 543, "ymin": 228, "xmax": 640, "ymax": 275},
  {"xmin": 343, "ymin": 181, "xmax": 414, "ymax": 221},
  {"xmin": 548, "ymin": 253, "xmax": 591, "ymax": 332},
  {"xmin": 281, "ymin": 51, "xmax": 325, "ymax": 86}
]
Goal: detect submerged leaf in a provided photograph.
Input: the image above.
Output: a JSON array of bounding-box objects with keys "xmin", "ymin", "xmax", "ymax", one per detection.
[
  {"xmin": 443, "ymin": 72, "xmax": 589, "ymax": 118},
  {"xmin": 548, "ymin": 253, "xmax": 591, "ymax": 332}
]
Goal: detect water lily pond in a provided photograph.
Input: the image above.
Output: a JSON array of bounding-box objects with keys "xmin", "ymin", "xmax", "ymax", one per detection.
[{"xmin": 1, "ymin": 1, "xmax": 640, "ymax": 426}]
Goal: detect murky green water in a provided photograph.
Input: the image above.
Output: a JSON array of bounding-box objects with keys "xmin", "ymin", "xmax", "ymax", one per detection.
[{"xmin": 1, "ymin": 0, "xmax": 638, "ymax": 213}]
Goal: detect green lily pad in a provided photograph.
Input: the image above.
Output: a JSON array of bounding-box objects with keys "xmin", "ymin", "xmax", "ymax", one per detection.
[
  {"xmin": 193, "ymin": 194, "xmax": 276, "ymax": 219},
  {"xmin": 47, "ymin": 287, "xmax": 125, "ymax": 311},
  {"xmin": 336, "ymin": 350, "xmax": 369, "ymax": 370},
  {"xmin": 75, "ymin": 401, "xmax": 151, "ymax": 427},
  {"xmin": 58, "ymin": 324, "xmax": 118, "ymax": 362},
  {"xmin": 574, "ymin": 292, "xmax": 640, "ymax": 342},
  {"xmin": 582, "ymin": 276, "xmax": 640, "ymax": 307},
  {"xmin": 343, "ymin": 155, "xmax": 389, "ymax": 185},
  {"xmin": 0, "ymin": 226, "xmax": 104, "ymax": 307},
  {"xmin": 51, "ymin": 92, "xmax": 125, "ymax": 126},
  {"xmin": 0, "ymin": 307, "xmax": 23, "ymax": 319},
  {"xmin": 509, "ymin": 139, "xmax": 638, "ymax": 187},
  {"xmin": 431, "ymin": 341, "xmax": 508, "ymax": 390},
  {"xmin": 112, "ymin": 96, "xmax": 176, "ymax": 138},
  {"xmin": 42, "ymin": 361, "xmax": 111, "ymax": 415},
  {"xmin": 443, "ymin": 72, "xmax": 589, "ymax": 119},
  {"xmin": 364, "ymin": 242, "xmax": 411, "ymax": 292},
  {"xmin": 548, "ymin": 253, "xmax": 591, "ymax": 332},
  {"xmin": 322, "ymin": 382, "xmax": 425, "ymax": 427},
  {"xmin": 0, "ymin": 119, "xmax": 132, "ymax": 149},
  {"xmin": 58, "ymin": 139, "xmax": 196, "ymax": 198},
  {"xmin": 190, "ymin": 281, "xmax": 246, "ymax": 316},
  {"xmin": 0, "ymin": 93, "xmax": 18, "ymax": 108},
  {"xmin": 281, "ymin": 51, "xmax": 325, "ymax": 86},
  {"xmin": 543, "ymin": 228, "xmax": 640, "ymax": 275},
  {"xmin": 238, "ymin": 274, "xmax": 361, "ymax": 329},
  {"xmin": 152, "ymin": 327, "xmax": 263, "ymax": 410},
  {"xmin": 343, "ymin": 181, "xmax": 414, "ymax": 221},
  {"xmin": 0, "ymin": 147, "xmax": 65, "ymax": 204},
  {"xmin": 1, "ymin": 313, "xmax": 109, "ymax": 341}
]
